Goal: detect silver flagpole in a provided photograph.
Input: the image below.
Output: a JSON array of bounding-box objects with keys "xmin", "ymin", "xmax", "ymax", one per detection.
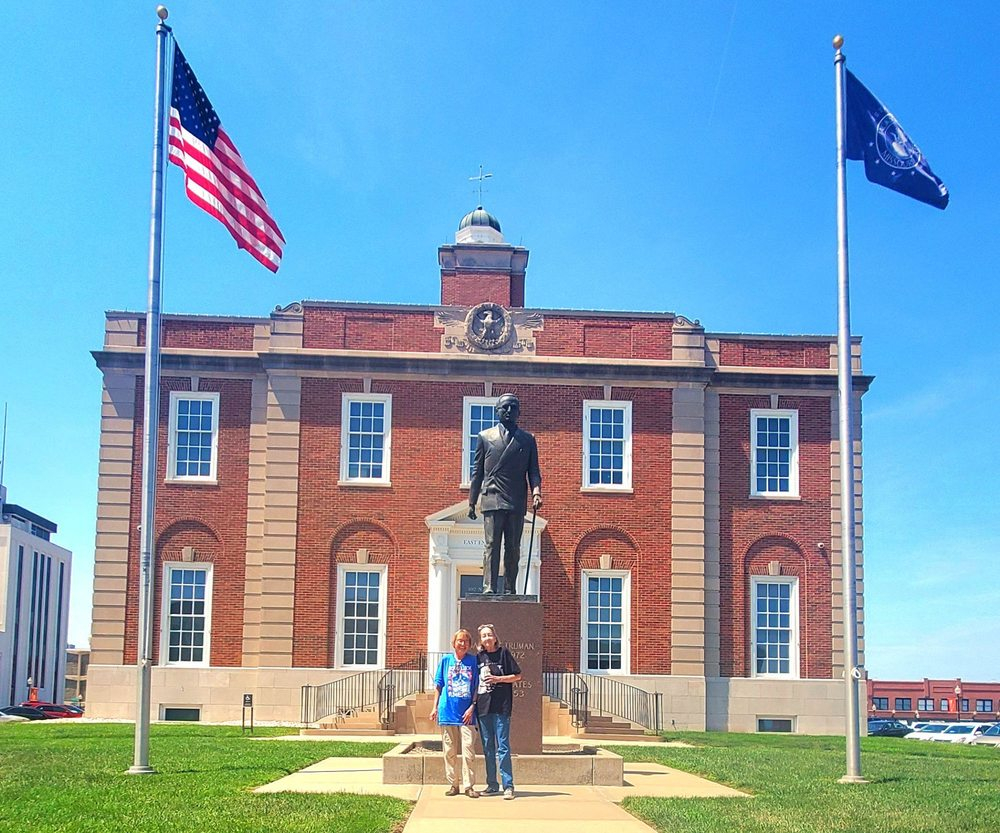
[
  {"xmin": 832, "ymin": 34, "xmax": 866, "ymax": 784},
  {"xmin": 129, "ymin": 5, "xmax": 172, "ymax": 775}
]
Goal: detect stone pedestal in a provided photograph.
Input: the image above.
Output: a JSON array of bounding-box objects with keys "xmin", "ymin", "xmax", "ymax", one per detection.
[{"xmin": 460, "ymin": 595, "xmax": 542, "ymax": 755}]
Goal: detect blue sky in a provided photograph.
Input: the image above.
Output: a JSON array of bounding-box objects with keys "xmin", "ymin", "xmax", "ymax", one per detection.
[{"xmin": 2, "ymin": 2, "xmax": 997, "ymax": 681}]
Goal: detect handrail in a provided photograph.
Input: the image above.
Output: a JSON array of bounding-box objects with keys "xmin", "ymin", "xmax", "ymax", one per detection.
[
  {"xmin": 302, "ymin": 652, "xmax": 434, "ymax": 726},
  {"xmin": 542, "ymin": 671, "xmax": 663, "ymax": 733}
]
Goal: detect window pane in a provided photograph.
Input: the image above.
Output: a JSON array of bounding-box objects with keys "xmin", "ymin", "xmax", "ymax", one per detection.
[
  {"xmin": 752, "ymin": 412, "xmax": 794, "ymax": 494},
  {"xmin": 585, "ymin": 574, "xmax": 625, "ymax": 672},
  {"xmin": 173, "ymin": 398, "xmax": 216, "ymax": 479},
  {"xmin": 586, "ymin": 405, "xmax": 628, "ymax": 487},
  {"xmin": 166, "ymin": 568, "xmax": 209, "ymax": 664},
  {"xmin": 752, "ymin": 580, "xmax": 794, "ymax": 676},
  {"xmin": 342, "ymin": 571, "xmax": 381, "ymax": 666},
  {"xmin": 346, "ymin": 398, "xmax": 389, "ymax": 480}
]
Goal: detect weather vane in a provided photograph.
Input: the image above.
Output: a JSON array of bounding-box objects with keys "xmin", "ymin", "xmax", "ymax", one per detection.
[{"xmin": 468, "ymin": 164, "xmax": 493, "ymax": 206}]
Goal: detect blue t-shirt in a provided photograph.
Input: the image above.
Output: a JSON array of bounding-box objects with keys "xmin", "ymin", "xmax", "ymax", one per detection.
[{"xmin": 434, "ymin": 653, "xmax": 479, "ymax": 725}]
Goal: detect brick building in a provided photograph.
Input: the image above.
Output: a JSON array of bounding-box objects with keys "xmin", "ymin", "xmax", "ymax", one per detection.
[
  {"xmin": 869, "ymin": 678, "xmax": 1000, "ymax": 723},
  {"xmin": 86, "ymin": 206, "xmax": 870, "ymax": 732}
]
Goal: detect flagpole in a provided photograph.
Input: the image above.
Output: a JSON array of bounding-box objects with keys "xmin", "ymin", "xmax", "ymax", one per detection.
[
  {"xmin": 833, "ymin": 34, "xmax": 866, "ymax": 785},
  {"xmin": 129, "ymin": 5, "xmax": 172, "ymax": 775}
]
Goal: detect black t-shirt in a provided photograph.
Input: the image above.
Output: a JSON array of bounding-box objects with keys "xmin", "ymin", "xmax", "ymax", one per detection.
[{"xmin": 476, "ymin": 646, "xmax": 521, "ymax": 716}]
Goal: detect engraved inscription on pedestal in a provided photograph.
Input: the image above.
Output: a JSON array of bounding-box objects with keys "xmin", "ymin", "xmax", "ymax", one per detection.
[{"xmin": 460, "ymin": 596, "xmax": 543, "ymax": 755}]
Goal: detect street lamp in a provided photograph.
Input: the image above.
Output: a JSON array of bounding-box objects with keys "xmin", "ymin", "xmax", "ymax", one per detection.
[{"xmin": 955, "ymin": 684, "xmax": 962, "ymax": 719}]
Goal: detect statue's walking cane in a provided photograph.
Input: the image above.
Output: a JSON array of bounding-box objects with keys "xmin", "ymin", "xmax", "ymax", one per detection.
[{"xmin": 523, "ymin": 506, "xmax": 538, "ymax": 596}]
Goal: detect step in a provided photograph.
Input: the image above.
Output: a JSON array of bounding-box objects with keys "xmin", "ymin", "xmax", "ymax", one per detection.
[{"xmin": 301, "ymin": 727, "xmax": 396, "ymax": 736}]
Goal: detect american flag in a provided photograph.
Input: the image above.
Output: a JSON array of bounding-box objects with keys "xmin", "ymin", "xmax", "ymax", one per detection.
[{"xmin": 167, "ymin": 44, "xmax": 285, "ymax": 272}]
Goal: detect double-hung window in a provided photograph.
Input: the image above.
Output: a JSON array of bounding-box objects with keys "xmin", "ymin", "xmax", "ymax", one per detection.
[
  {"xmin": 917, "ymin": 698, "xmax": 934, "ymax": 711},
  {"xmin": 749, "ymin": 409, "xmax": 799, "ymax": 497},
  {"xmin": 461, "ymin": 397, "xmax": 498, "ymax": 486},
  {"xmin": 336, "ymin": 565, "xmax": 387, "ymax": 668},
  {"xmin": 750, "ymin": 576, "xmax": 798, "ymax": 677},
  {"xmin": 161, "ymin": 564, "xmax": 212, "ymax": 665},
  {"xmin": 580, "ymin": 570, "xmax": 630, "ymax": 674},
  {"xmin": 976, "ymin": 699, "xmax": 994, "ymax": 713},
  {"xmin": 872, "ymin": 697, "xmax": 889, "ymax": 710},
  {"xmin": 340, "ymin": 394, "xmax": 392, "ymax": 485},
  {"xmin": 167, "ymin": 392, "xmax": 220, "ymax": 482},
  {"xmin": 582, "ymin": 400, "xmax": 633, "ymax": 491},
  {"xmin": 895, "ymin": 698, "xmax": 912, "ymax": 711}
]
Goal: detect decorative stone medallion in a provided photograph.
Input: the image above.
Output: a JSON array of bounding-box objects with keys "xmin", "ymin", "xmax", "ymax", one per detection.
[
  {"xmin": 436, "ymin": 304, "xmax": 544, "ymax": 355},
  {"xmin": 466, "ymin": 302, "xmax": 513, "ymax": 351}
]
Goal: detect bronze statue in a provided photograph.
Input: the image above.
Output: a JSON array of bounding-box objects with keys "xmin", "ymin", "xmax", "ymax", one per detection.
[{"xmin": 468, "ymin": 394, "xmax": 542, "ymax": 594}]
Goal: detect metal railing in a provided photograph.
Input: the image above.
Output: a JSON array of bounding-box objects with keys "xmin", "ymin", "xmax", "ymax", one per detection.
[
  {"xmin": 542, "ymin": 671, "xmax": 663, "ymax": 733},
  {"xmin": 377, "ymin": 654, "xmax": 430, "ymax": 728},
  {"xmin": 301, "ymin": 669, "xmax": 382, "ymax": 725},
  {"xmin": 302, "ymin": 652, "xmax": 435, "ymax": 727}
]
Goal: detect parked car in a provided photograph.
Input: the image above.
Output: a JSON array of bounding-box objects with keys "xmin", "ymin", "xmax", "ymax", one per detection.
[
  {"xmin": 867, "ymin": 719, "xmax": 911, "ymax": 738},
  {"xmin": 970, "ymin": 723, "xmax": 1000, "ymax": 748},
  {"xmin": 18, "ymin": 702, "xmax": 83, "ymax": 718},
  {"xmin": 934, "ymin": 722, "xmax": 994, "ymax": 744},
  {"xmin": 0, "ymin": 712, "xmax": 29, "ymax": 723},
  {"xmin": 905, "ymin": 723, "xmax": 950, "ymax": 740},
  {"xmin": 0, "ymin": 706, "xmax": 51, "ymax": 721}
]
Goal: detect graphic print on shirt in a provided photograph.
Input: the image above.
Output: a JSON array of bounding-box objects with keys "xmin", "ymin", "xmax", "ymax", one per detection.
[
  {"xmin": 478, "ymin": 658, "xmax": 501, "ymax": 695},
  {"xmin": 447, "ymin": 660, "xmax": 473, "ymax": 700}
]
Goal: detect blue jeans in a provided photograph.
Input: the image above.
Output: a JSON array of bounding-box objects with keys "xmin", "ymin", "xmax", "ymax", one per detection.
[{"xmin": 478, "ymin": 713, "xmax": 513, "ymax": 790}]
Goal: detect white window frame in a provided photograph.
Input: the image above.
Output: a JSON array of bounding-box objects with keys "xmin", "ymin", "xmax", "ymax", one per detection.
[
  {"xmin": 581, "ymin": 400, "xmax": 633, "ymax": 493},
  {"xmin": 750, "ymin": 575, "xmax": 799, "ymax": 679},
  {"xmin": 166, "ymin": 391, "xmax": 220, "ymax": 483},
  {"xmin": 159, "ymin": 562, "xmax": 213, "ymax": 667},
  {"xmin": 749, "ymin": 408, "xmax": 799, "ymax": 498},
  {"xmin": 339, "ymin": 393, "xmax": 393, "ymax": 486},
  {"xmin": 335, "ymin": 563, "xmax": 388, "ymax": 670},
  {"xmin": 461, "ymin": 396, "xmax": 498, "ymax": 487},
  {"xmin": 580, "ymin": 569, "xmax": 631, "ymax": 675}
]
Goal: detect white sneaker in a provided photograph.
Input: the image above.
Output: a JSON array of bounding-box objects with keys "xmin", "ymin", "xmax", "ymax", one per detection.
[{"xmin": 503, "ymin": 788, "xmax": 515, "ymax": 800}]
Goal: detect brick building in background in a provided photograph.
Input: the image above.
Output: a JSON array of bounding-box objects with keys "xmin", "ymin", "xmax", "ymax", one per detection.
[
  {"xmin": 86, "ymin": 207, "xmax": 870, "ymax": 732},
  {"xmin": 869, "ymin": 678, "xmax": 1000, "ymax": 723}
]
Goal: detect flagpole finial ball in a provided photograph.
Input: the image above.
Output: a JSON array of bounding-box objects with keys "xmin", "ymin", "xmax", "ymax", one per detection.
[
  {"xmin": 832, "ymin": 34, "xmax": 844, "ymax": 50},
  {"xmin": 156, "ymin": 5, "xmax": 169, "ymax": 21}
]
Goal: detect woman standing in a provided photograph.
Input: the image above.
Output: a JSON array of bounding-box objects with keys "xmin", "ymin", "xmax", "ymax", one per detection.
[
  {"xmin": 476, "ymin": 623, "xmax": 522, "ymax": 799},
  {"xmin": 430, "ymin": 629, "xmax": 480, "ymax": 798}
]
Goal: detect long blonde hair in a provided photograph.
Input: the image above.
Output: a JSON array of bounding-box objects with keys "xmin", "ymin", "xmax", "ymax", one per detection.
[{"xmin": 477, "ymin": 623, "xmax": 500, "ymax": 652}]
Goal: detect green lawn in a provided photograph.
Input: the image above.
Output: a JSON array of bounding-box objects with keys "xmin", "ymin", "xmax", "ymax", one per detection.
[
  {"xmin": 2, "ymin": 725, "xmax": 999, "ymax": 833},
  {"xmin": 0, "ymin": 723, "xmax": 409, "ymax": 833},
  {"xmin": 621, "ymin": 731, "xmax": 1000, "ymax": 833}
]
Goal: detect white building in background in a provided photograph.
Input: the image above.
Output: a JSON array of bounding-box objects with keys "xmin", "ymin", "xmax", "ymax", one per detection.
[{"xmin": 0, "ymin": 485, "xmax": 72, "ymax": 706}]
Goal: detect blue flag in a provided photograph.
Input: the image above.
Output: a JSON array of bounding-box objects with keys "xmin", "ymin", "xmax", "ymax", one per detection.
[{"xmin": 845, "ymin": 70, "xmax": 948, "ymax": 209}]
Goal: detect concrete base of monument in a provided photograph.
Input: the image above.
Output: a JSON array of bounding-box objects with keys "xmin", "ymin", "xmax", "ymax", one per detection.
[{"xmin": 382, "ymin": 740, "xmax": 624, "ymax": 786}]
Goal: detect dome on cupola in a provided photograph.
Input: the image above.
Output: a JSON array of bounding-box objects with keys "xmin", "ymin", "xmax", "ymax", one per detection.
[{"xmin": 456, "ymin": 206, "xmax": 505, "ymax": 244}]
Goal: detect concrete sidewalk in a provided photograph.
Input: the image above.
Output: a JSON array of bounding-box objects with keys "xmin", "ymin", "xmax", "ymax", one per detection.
[{"xmin": 255, "ymin": 753, "xmax": 748, "ymax": 832}]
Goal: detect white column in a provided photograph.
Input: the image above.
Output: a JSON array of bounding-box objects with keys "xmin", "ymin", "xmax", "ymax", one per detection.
[{"xmin": 427, "ymin": 523, "xmax": 454, "ymax": 655}]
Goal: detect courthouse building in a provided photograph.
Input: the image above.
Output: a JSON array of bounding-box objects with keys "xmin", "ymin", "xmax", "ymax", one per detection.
[{"xmin": 87, "ymin": 206, "xmax": 870, "ymax": 732}]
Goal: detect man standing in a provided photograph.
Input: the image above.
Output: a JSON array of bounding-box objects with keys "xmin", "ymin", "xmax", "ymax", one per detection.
[{"xmin": 468, "ymin": 393, "xmax": 542, "ymax": 594}]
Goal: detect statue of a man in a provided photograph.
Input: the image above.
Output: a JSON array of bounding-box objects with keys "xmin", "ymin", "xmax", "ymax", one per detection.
[{"xmin": 468, "ymin": 393, "xmax": 543, "ymax": 594}]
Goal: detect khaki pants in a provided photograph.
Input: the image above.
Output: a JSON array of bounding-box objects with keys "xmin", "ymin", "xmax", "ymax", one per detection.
[{"xmin": 441, "ymin": 724, "xmax": 476, "ymax": 788}]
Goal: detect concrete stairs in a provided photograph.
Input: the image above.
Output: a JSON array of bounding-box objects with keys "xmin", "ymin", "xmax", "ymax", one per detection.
[
  {"xmin": 574, "ymin": 713, "xmax": 656, "ymax": 742},
  {"xmin": 300, "ymin": 689, "xmax": 655, "ymax": 742}
]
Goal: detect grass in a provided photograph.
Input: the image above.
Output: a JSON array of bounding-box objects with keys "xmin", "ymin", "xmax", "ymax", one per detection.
[
  {"xmin": 619, "ymin": 731, "xmax": 1000, "ymax": 833},
  {"xmin": 0, "ymin": 723, "xmax": 409, "ymax": 833},
  {"xmin": 3, "ymin": 724, "xmax": 999, "ymax": 832}
]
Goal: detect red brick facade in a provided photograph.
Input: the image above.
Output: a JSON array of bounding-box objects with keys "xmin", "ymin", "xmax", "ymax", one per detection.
[{"xmin": 96, "ymin": 223, "xmax": 868, "ymax": 698}]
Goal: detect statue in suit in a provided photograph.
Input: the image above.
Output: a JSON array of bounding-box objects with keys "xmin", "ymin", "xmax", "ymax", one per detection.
[{"xmin": 468, "ymin": 394, "xmax": 543, "ymax": 594}]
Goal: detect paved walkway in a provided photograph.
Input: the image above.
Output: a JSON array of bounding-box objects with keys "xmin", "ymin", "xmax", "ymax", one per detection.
[{"xmin": 254, "ymin": 738, "xmax": 748, "ymax": 833}]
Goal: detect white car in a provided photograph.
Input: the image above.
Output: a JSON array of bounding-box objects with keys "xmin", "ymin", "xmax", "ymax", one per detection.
[
  {"xmin": 905, "ymin": 723, "xmax": 949, "ymax": 740},
  {"xmin": 930, "ymin": 723, "xmax": 992, "ymax": 743},
  {"xmin": 970, "ymin": 723, "xmax": 1000, "ymax": 747},
  {"xmin": 0, "ymin": 713, "xmax": 29, "ymax": 723},
  {"xmin": 934, "ymin": 723, "xmax": 992, "ymax": 743}
]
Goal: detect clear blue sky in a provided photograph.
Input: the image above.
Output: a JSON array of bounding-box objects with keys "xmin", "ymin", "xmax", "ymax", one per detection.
[{"xmin": 2, "ymin": 2, "xmax": 997, "ymax": 681}]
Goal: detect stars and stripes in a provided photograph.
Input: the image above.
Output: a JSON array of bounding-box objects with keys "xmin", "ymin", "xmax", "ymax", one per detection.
[{"xmin": 167, "ymin": 44, "xmax": 285, "ymax": 271}]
